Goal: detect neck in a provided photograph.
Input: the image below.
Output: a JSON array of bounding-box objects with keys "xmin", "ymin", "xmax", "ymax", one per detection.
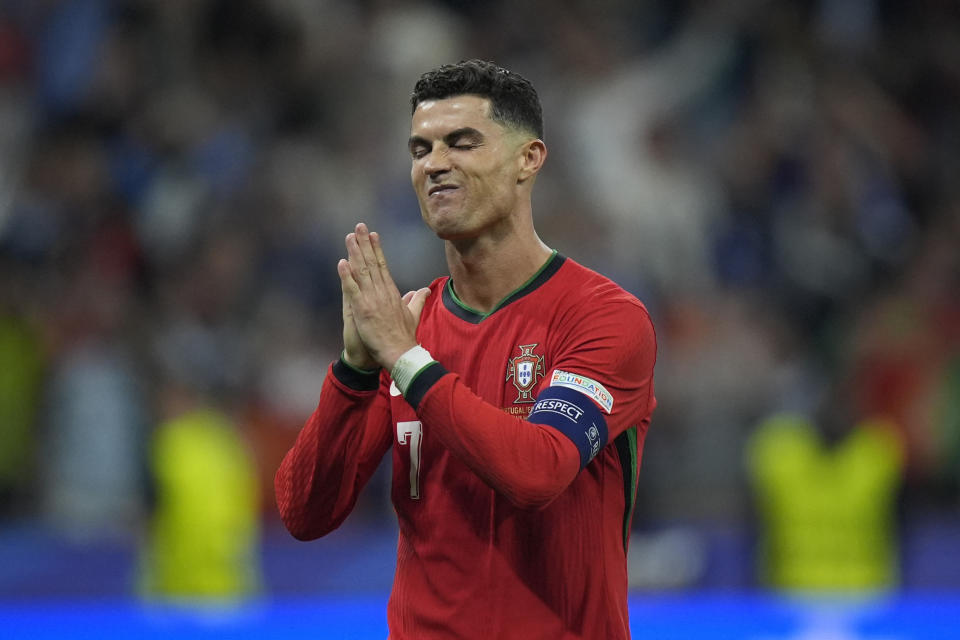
[{"xmin": 444, "ymin": 221, "xmax": 553, "ymax": 313}]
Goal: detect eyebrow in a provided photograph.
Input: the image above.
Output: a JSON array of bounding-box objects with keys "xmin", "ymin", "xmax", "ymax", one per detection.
[{"xmin": 408, "ymin": 127, "xmax": 485, "ymax": 151}]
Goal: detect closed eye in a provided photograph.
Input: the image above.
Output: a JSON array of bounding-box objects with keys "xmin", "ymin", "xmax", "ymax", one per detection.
[
  {"xmin": 408, "ymin": 135, "xmax": 431, "ymax": 159},
  {"xmin": 445, "ymin": 127, "xmax": 483, "ymax": 150},
  {"xmin": 408, "ymin": 127, "xmax": 484, "ymax": 159}
]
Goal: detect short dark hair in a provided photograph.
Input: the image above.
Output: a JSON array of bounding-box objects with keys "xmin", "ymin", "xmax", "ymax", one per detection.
[{"xmin": 411, "ymin": 59, "xmax": 544, "ymax": 140}]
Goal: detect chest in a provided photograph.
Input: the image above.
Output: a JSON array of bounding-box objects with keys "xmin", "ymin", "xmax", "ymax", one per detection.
[{"xmin": 417, "ymin": 304, "xmax": 560, "ymax": 415}]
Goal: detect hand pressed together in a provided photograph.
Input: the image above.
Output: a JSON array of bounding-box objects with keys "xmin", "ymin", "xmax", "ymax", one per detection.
[{"xmin": 337, "ymin": 222, "xmax": 431, "ymax": 372}]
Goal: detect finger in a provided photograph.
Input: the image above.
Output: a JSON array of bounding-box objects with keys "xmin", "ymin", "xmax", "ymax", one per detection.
[
  {"xmin": 340, "ymin": 269, "xmax": 357, "ymax": 332},
  {"xmin": 340, "ymin": 264, "xmax": 355, "ymax": 316},
  {"xmin": 406, "ymin": 287, "xmax": 432, "ymax": 321},
  {"xmin": 354, "ymin": 223, "xmax": 384, "ymax": 286},
  {"xmin": 369, "ymin": 231, "xmax": 397, "ymax": 290},
  {"xmin": 337, "ymin": 258, "xmax": 361, "ymax": 299},
  {"xmin": 340, "ymin": 260, "xmax": 376, "ymax": 369},
  {"xmin": 401, "ymin": 290, "xmax": 416, "ymax": 305},
  {"xmin": 345, "ymin": 233, "xmax": 373, "ymax": 284}
]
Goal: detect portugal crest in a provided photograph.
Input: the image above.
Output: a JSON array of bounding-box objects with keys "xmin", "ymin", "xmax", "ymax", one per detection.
[{"xmin": 506, "ymin": 343, "xmax": 544, "ymax": 403}]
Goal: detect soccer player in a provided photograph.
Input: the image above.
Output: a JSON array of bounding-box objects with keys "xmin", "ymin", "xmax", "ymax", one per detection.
[{"xmin": 276, "ymin": 60, "xmax": 657, "ymax": 639}]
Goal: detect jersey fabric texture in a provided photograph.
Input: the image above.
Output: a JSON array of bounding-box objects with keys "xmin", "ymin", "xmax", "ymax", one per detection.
[{"xmin": 276, "ymin": 253, "xmax": 657, "ymax": 639}]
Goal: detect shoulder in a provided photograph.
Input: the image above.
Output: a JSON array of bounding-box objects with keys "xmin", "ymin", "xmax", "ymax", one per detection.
[
  {"xmin": 552, "ymin": 256, "xmax": 653, "ymax": 326},
  {"xmin": 541, "ymin": 258, "xmax": 657, "ymax": 418},
  {"xmin": 541, "ymin": 257, "xmax": 657, "ymax": 376}
]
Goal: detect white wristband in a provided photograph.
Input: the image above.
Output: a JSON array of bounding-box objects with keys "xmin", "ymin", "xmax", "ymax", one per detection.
[{"xmin": 391, "ymin": 345, "xmax": 436, "ymax": 396}]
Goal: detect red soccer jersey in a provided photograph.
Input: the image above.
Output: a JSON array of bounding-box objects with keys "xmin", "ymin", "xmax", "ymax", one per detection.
[{"xmin": 276, "ymin": 252, "xmax": 657, "ymax": 639}]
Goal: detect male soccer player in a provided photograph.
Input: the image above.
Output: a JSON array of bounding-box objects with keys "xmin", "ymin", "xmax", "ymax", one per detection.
[{"xmin": 276, "ymin": 59, "xmax": 657, "ymax": 639}]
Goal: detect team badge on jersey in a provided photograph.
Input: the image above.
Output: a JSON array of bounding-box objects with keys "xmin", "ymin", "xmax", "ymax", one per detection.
[{"xmin": 506, "ymin": 343, "xmax": 544, "ymax": 403}]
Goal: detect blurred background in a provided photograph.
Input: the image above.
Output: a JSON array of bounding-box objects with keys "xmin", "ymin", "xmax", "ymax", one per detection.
[{"xmin": 0, "ymin": 0, "xmax": 958, "ymax": 637}]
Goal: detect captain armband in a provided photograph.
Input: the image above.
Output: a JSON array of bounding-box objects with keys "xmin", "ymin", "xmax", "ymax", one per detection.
[{"xmin": 527, "ymin": 386, "xmax": 609, "ymax": 468}]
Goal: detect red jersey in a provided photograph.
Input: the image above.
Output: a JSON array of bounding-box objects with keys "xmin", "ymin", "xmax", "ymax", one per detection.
[{"xmin": 276, "ymin": 252, "xmax": 657, "ymax": 639}]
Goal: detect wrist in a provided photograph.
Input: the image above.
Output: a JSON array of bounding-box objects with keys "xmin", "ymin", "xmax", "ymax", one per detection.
[
  {"xmin": 340, "ymin": 350, "xmax": 380, "ymax": 374},
  {"xmin": 391, "ymin": 345, "xmax": 437, "ymax": 396}
]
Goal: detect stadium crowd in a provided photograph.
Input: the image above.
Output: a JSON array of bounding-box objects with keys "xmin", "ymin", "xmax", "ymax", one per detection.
[{"xmin": 0, "ymin": 0, "xmax": 957, "ymax": 595}]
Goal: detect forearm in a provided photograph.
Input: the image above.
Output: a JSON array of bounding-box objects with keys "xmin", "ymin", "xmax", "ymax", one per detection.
[
  {"xmin": 275, "ymin": 361, "xmax": 390, "ymax": 540},
  {"xmin": 406, "ymin": 364, "xmax": 580, "ymax": 509}
]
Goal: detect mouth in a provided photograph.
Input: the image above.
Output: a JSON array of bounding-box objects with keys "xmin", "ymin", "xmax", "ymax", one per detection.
[{"xmin": 428, "ymin": 184, "xmax": 458, "ymax": 197}]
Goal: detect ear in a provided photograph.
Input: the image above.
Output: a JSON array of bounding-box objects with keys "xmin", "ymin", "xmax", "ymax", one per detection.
[{"xmin": 517, "ymin": 138, "xmax": 547, "ymax": 183}]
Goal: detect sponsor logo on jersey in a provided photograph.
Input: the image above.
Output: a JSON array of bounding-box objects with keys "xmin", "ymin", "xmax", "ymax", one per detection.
[
  {"xmin": 531, "ymin": 397, "xmax": 584, "ymax": 422},
  {"xmin": 549, "ymin": 370, "xmax": 614, "ymax": 413},
  {"xmin": 505, "ymin": 343, "xmax": 544, "ymax": 404}
]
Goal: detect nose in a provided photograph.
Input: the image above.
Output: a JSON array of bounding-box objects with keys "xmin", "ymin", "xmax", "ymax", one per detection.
[{"xmin": 423, "ymin": 146, "xmax": 451, "ymax": 179}]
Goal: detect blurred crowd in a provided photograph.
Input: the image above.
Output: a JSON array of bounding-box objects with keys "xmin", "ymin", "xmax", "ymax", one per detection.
[{"xmin": 0, "ymin": 0, "xmax": 958, "ymax": 595}]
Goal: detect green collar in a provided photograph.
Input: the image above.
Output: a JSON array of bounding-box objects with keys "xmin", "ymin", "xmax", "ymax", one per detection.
[{"xmin": 442, "ymin": 251, "xmax": 565, "ymax": 323}]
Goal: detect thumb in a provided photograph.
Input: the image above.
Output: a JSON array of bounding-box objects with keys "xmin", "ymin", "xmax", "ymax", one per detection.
[{"xmin": 406, "ymin": 287, "xmax": 432, "ymax": 321}]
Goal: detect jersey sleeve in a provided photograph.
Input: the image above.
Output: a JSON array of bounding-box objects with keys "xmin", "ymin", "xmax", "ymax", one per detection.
[
  {"xmin": 406, "ymin": 367, "xmax": 582, "ymax": 509},
  {"xmin": 274, "ymin": 359, "xmax": 393, "ymax": 540},
  {"xmin": 529, "ymin": 298, "xmax": 657, "ymax": 464},
  {"xmin": 405, "ymin": 298, "xmax": 656, "ymax": 509}
]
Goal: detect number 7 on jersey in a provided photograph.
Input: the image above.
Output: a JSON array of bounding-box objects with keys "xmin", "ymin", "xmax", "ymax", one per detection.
[{"xmin": 396, "ymin": 421, "xmax": 423, "ymax": 499}]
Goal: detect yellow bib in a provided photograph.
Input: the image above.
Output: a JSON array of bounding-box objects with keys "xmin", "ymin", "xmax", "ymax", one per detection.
[{"xmin": 747, "ymin": 414, "xmax": 903, "ymax": 591}]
